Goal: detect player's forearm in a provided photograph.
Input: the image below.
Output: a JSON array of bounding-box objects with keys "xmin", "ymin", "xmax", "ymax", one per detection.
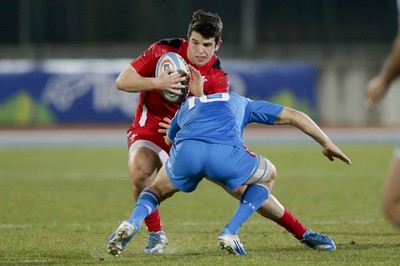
[
  {"xmin": 298, "ymin": 116, "xmax": 331, "ymax": 147},
  {"xmin": 116, "ymin": 72, "xmax": 158, "ymax": 92},
  {"xmin": 277, "ymin": 108, "xmax": 331, "ymax": 147},
  {"xmin": 294, "ymin": 113, "xmax": 331, "ymax": 148},
  {"xmin": 115, "ymin": 65, "xmax": 159, "ymax": 93},
  {"xmin": 379, "ymin": 31, "xmax": 400, "ymax": 85}
]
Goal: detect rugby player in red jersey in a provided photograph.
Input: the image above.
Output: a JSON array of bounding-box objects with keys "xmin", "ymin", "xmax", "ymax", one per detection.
[{"xmin": 109, "ymin": 9, "xmax": 335, "ymax": 255}]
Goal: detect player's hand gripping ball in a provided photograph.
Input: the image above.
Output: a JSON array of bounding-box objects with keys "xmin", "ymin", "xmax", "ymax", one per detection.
[{"xmin": 155, "ymin": 52, "xmax": 190, "ymax": 103}]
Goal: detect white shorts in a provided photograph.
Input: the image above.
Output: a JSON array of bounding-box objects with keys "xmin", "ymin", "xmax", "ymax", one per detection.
[{"xmin": 128, "ymin": 139, "xmax": 169, "ymax": 164}]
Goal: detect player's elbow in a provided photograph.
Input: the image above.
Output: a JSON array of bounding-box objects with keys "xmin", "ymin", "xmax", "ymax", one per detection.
[
  {"xmin": 115, "ymin": 76, "xmax": 125, "ymax": 91},
  {"xmin": 276, "ymin": 107, "xmax": 304, "ymax": 125}
]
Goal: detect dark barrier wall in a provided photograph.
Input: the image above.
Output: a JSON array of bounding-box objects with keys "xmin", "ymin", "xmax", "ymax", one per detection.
[
  {"xmin": 1, "ymin": 0, "xmax": 397, "ymax": 46},
  {"xmin": 0, "ymin": 60, "xmax": 317, "ymax": 126}
]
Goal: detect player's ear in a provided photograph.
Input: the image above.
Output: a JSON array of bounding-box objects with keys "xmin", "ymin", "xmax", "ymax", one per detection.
[{"xmin": 215, "ymin": 40, "xmax": 222, "ymax": 51}]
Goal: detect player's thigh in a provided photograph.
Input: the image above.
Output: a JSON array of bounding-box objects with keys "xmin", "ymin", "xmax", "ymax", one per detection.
[
  {"xmin": 169, "ymin": 141, "xmax": 204, "ymax": 175},
  {"xmin": 167, "ymin": 141, "xmax": 205, "ymax": 192},
  {"xmin": 206, "ymin": 150, "xmax": 277, "ymax": 199},
  {"xmin": 211, "ymin": 154, "xmax": 277, "ymax": 199},
  {"xmin": 204, "ymin": 145, "xmax": 257, "ymax": 190},
  {"xmin": 128, "ymin": 146, "xmax": 161, "ymax": 182}
]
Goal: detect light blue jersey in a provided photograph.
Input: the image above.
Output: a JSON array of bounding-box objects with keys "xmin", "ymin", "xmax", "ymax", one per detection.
[
  {"xmin": 167, "ymin": 92, "xmax": 284, "ymax": 146},
  {"xmin": 165, "ymin": 92, "xmax": 284, "ymax": 192}
]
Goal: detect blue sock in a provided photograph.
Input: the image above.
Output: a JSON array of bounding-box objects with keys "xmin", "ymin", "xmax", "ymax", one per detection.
[
  {"xmin": 225, "ymin": 184, "xmax": 270, "ymax": 235},
  {"xmin": 127, "ymin": 189, "xmax": 160, "ymax": 229}
]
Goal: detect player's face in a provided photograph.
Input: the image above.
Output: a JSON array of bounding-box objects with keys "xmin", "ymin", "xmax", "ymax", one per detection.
[{"xmin": 187, "ymin": 31, "xmax": 222, "ymax": 67}]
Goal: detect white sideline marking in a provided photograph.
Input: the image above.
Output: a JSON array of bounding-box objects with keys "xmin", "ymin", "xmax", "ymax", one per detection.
[
  {"xmin": 0, "ymin": 224, "xmax": 30, "ymax": 228},
  {"xmin": 0, "ymin": 126, "xmax": 398, "ymax": 147},
  {"xmin": 15, "ymin": 260, "xmax": 53, "ymax": 263}
]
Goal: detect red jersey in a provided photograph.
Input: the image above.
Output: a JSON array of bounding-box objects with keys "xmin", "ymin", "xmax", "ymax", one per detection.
[{"xmin": 127, "ymin": 38, "xmax": 229, "ymax": 152}]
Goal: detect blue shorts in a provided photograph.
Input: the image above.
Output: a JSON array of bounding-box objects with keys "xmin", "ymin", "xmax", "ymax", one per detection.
[{"xmin": 165, "ymin": 140, "xmax": 260, "ymax": 192}]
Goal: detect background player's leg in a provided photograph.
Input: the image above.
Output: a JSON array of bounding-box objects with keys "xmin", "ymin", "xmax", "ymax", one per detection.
[{"xmin": 382, "ymin": 150, "xmax": 400, "ymax": 226}]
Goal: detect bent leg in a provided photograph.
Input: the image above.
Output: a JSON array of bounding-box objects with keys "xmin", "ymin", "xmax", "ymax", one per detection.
[
  {"xmin": 128, "ymin": 147, "xmax": 161, "ymax": 201},
  {"xmin": 127, "ymin": 165, "xmax": 179, "ymax": 229},
  {"xmin": 227, "ymin": 188, "xmax": 308, "ymax": 239},
  {"xmin": 225, "ymin": 184, "xmax": 270, "ymax": 235},
  {"xmin": 107, "ymin": 166, "xmax": 178, "ymax": 257},
  {"xmin": 128, "ymin": 146, "xmax": 163, "ymax": 233},
  {"xmin": 222, "ymin": 154, "xmax": 308, "ymax": 240},
  {"xmin": 222, "ymin": 155, "xmax": 275, "ymax": 235},
  {"xmin": 382, "ymin": 152, "xmax": 400, "ymax": 227},
  {"xmin": 219, "ymin": 183, "xmax": 270, "ymax": 256},
  {"xmin": 225, "ymin": 185, "xmax": 284, "ymax": 219}
]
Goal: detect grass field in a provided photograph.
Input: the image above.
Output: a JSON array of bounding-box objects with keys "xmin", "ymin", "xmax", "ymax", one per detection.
[{"xmin": 1, "ymin": 144, "xmax": 399, "ymax": 265}]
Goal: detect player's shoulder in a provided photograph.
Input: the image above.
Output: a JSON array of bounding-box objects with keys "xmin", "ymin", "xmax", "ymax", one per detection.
[
  {"xmin": 156, "ymin": 38, "xmax": 184, "ymax": 50},
  {"xmin": 228, "ymin": 92, "xmax": 247, "ymax": 101},
  {"xmin": 210, "ymin": 56, "xmax": 228, "ymax": 74}
]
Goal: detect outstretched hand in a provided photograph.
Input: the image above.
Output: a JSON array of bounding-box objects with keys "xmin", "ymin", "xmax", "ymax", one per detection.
[
  {"xmin": 188, "ymin": 65, "xmax": 204, "ymax": 97},
  {"xmin": 322, "ymin": 142, "xmax": 352, "ymax": 165}
]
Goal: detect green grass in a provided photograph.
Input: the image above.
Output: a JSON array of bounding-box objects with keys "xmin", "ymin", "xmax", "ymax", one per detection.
[{"xmin": 1, "ymin": 144, "xmax": 399, "ymax": 265}]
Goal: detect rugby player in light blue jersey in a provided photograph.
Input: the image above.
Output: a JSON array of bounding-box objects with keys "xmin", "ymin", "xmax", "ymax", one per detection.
[{"xmin": 107, "ymin": 70, "xmax": 352, "ymax": 256}]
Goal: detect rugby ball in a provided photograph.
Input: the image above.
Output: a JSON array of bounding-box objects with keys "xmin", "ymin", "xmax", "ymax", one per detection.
[{"xmin": 155, "ymin": 52, "xmax": 190, "ymax": 103}]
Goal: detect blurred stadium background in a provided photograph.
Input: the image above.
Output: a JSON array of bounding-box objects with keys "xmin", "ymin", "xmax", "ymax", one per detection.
[{"xmin": 1, "ymin": 0, "xmax": 400, "ymax": 129}]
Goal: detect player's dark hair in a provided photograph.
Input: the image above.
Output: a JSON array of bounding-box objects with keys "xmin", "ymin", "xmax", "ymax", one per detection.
[{"xmin": 187, "ymin": 9, "xmax": 223, "ymax": 43}]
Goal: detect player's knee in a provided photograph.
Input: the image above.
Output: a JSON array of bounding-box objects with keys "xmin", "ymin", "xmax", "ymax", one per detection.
[
  {"xmin": 382, "ymin": 201, "xmax": 400, "ymax": 227},
  {"xmin": 129, "ymin": 161, "xmax": 152, "ymax": 180},
  {"xmin": 244, "ymin": 157, "xmax": 277, "ymax": 187},
  {"xmin": 227, "ymin": 186, "xmax": 246, "ymax": 200},
  {"xmin": 266, "ymin": 161, "xmax": 277, "ymax": 183},
  {"xmin": 128, "ymin": 149, "xmax": 159, "ymax": 186},
  {"xmin": 260, "ymin": 159, "xmax": 277, "ymax": 184}
]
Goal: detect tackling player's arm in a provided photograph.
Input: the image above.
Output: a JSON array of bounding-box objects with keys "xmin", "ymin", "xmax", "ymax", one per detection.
[
  {"xmin": 188, "ymin": 65, "xmax": 205, "ymax": 97},
  {"xmin": 165, "ymin": 112, "xmax": 181, "ymax": 146},
  {"xmin": 275, "ymin": 107, "xmax": 352, "ymax": 165},
  {"xmin": 165, "ymin": 135, "xmax": 173, "ymax": 146}
]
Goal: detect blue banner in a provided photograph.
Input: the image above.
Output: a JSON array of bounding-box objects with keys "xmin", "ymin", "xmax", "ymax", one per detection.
[
  {"xmin": 226, "ymin": 60, "xmax": 317, "ymax": 117},
  {"xmin": 0, "ymin": 59, "xmax": 317, "ymax": 126}
]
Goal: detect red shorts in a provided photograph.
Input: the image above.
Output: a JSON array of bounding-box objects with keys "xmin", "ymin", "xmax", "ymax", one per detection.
[{"xmin": 127, "ymin": 126, "xmax": 171, "ymax": 163}]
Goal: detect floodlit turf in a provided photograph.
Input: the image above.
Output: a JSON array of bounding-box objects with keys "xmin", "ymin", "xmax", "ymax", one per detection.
[{"xmin": 0, "ymin": 144, "xmax": 399, "ymax": 265}]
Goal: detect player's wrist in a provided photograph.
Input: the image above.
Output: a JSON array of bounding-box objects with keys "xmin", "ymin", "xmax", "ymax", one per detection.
[{"xmin": 149, "ymin": 77, "xmax": 162, "ymax": 90}]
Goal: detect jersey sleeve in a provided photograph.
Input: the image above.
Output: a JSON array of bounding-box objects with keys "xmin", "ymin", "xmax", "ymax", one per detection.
[
  {"xmin": 248, "ymin": 99, "xmax": 284, "ymax": 125},
  {"xmin": 203, "ymin": 70, "xmax": 229, "ymax": 95},
  {"xmin": 130, "ymin": 43, "xmax": 160, "ymax": 77},
  {"xmin": 213, "ymin": 72, "xmax": 229, "ymax": 93},
  {"xmin": 130, "ymin": 38, "xmax": 184, "ymax": 77}
]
